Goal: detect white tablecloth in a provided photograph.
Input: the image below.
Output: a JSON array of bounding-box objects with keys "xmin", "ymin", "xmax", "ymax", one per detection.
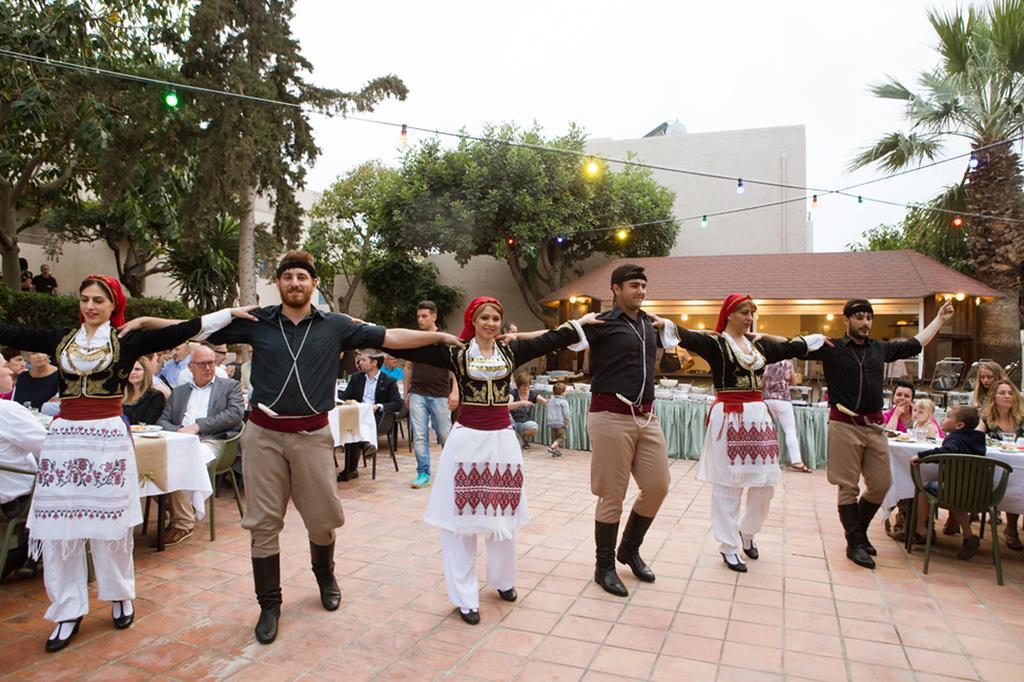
[
  {"xmin": 329, "ymin": 403, "xmax": 377, "ymax": 447},
  {"xmin": 136, "ymin": 431, "xmax": 214, "ymax": 520},
  {"xmin": 882, "ymin": 440, "xmax": 1024, "ymax": 515}
]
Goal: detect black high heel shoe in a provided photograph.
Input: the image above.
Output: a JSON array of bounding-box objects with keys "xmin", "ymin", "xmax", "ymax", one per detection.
[
  {"xmin": 112, "ymin": 600, "xmax": 134, "ymax": 630},
  {"xmin": 45, "ymin": 616, "xmax": 82, "ymax": 653}
]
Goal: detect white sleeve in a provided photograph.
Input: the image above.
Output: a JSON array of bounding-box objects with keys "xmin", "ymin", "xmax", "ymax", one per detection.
[
  {"xmin": 193, "ymin": 308, "xmax": 234, "ymax": 341},
  {"xmin": 566, "ymin": 319, "xmax": 589, "ymax": 352},
  {"xmin": 801, "ymin": 334, "xmax": 827, "ymax": 352},
  {"xmin": 660, "ymin": 319, "xmax": 680, "ymax": 350},
  {"xmin": 5, "ymin": 404, "xmax": 47, "ymax": 463}
]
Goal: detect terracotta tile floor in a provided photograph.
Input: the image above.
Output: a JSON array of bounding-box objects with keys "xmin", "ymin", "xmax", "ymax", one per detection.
[{"xmin": 4, "ymin": 443, "xmax": 1024, "ymax": 681}]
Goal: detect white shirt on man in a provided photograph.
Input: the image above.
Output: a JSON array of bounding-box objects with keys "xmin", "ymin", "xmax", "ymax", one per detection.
[
  {"xmin": 182, "ymin": 380, "xmax": 215, "ymax": 427},
  {"xmin": 361, "ymin": 372, "xmax": 379, "ymax": 407},
  {"xmin": 0, "ymin": 401, "xmax": 47, "ymax": 503}
]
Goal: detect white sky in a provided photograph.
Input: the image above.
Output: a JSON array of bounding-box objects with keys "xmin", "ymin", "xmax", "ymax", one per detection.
[{"xmin": 292, "ymin": 0, "xmax": 977, "ymax": 253}]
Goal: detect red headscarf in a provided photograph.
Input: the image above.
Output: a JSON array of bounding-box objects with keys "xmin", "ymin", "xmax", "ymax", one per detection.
[
  {"xmin": 715, "ymin": 294, "xmax": 754, "ymax": 333},
  {"xmin": 80, "ymin": 275, "xmax": 127, "ymax": 328},
  {"xmin": 459, "ymin": 296, "xmax": 504, "ymax": 341}
]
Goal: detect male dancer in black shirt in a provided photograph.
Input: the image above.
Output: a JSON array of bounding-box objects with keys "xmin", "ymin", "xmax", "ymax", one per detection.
[
  {"xmin": 805, "ymin": 298, "xmax": 953, "ymax": 568},
  {"xmin": 209, "ymin": 251, "xmax": 460, "ymax": 643},
  {"xmin": 581, "ymin": 264, "xmax": 679, "ymax": 596}
]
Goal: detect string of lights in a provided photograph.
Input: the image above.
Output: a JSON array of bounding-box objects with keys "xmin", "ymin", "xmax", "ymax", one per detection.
[{"xmin": 2, "ymin": 46, "xmax": 1022, "ymax": 234}]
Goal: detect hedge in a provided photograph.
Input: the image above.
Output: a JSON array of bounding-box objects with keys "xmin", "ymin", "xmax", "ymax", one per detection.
[{"xmin": 0, "ymin": 285, "xmax": 195, "ymax": 330}]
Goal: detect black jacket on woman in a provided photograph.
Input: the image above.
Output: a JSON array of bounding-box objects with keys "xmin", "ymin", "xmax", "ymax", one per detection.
[
  {"xmin": 0, "ymin": 318, "xmax": 207, "ymax": 402},
  {"xmin": 123, "ymin": 388, "xmax": 166, "ymax": 425}
]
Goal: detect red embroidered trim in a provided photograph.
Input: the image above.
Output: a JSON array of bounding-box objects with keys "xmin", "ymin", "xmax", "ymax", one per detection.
[
  {"xmin": 453, "ymin": 462, "xmax": 523, "ymax": 516},
  {"xmin": 725, "ymin": 422, "xmax": 779, "ymax": 466}
]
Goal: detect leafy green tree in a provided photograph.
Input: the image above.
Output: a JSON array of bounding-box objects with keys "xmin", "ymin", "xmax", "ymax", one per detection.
[
  {"xmin": 379, "ymin": 123, "xmax": 679, "ymax": 325},
  {"xmin": 164, "ymin": 215, "xmax": 241, "ymax": 312},
  {"xmin": 303, "ymin": 161, "xmax": 395, "ymax": 312},
  {"xmin": 850, "ymin": 1, "xmax": 1024, "ymax": 367},
  {"xmin": 0, "ymin": 2, "xmax": 170, "ymax": 287},
  {"xmin": 849, "ymin": 191, "xmax": 975, "ymax": 275},
  {"xmin": 172, "ymin": 0, "xmax": 408, "ymax": 305},
  {"xmin": 361, "ymin": 252, "xmax": 462, "ymax": 330}
]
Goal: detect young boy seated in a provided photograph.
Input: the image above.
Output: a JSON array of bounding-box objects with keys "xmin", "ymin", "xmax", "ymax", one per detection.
[{"xmin": 910, "ymin": 405, "xmax": 987, "ymax": 559}]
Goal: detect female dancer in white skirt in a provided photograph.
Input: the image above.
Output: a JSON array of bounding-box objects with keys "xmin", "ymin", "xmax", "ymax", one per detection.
[
  {"xmin": 0, "ymin": 274, "xmax": 251, "ymax": 651},
  {"xmin": 389, "ymin": 296, "xmax": 598, "ymax": 624},
  {"xmin": 675, "ymin": 294, "xmax": 825, "ymax": 572}
]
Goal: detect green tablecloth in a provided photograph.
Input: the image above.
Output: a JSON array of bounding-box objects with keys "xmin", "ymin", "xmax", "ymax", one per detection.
[{"xmin": 530, "ymin": 392, "xmax": 829, "ymax": 469}]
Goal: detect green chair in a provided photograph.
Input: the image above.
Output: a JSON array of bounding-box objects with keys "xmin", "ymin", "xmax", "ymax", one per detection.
[
  {"xmin": 909, "ymin": 453, "xmax": 1013, "ymax": 585},
  {"xmin": 0, "ymin": 464, "xmax": 34, "ymax": 582},
  {"xmin": 207, "ymin": 430, "xmax": 244, "ymax": 541}
]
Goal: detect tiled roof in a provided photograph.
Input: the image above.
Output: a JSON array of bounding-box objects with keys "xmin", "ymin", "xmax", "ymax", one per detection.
[{"xmin": 540, "ymin": 250, "xmax": 1002, "ymax": 303}]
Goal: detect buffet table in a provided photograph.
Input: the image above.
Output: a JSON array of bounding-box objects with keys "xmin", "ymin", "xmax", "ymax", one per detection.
[{"xmin": 531, "ymin": 392, "xmax": 830, "ymax": 467}]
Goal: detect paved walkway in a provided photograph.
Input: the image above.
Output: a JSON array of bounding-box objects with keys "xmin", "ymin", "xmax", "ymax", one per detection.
[{"xmin": 3, "ymin": 443, "xmax": 1024, "ymax": 681}]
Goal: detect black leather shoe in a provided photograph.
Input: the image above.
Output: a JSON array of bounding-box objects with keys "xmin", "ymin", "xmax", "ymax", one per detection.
[
  {"xmin": 112, "ymin": 600, "xmax": 134, "ymax": 630},
  {"xmin": 45, "ymin": 617, "xmax": 82, "ymax": 653},
  {"xmin": 459, "ymin": 609, "xmax": 480, "ymax": 625},
  {"xmin": 310, "ymin": 541, "xmax": 342, "ymax": 611},
  {"xmin": 616, "ymin": 512, "xmax": 656, "ymax": 582},
  {"xmin": 497, "ymin": 588, "xmax": 517, "ymax": 602},
  {"xmin": 739, "ymin": 532, "xmax": 759, "ymax": 561},
  {"xmin": 721, "ymin": 552, "xmax": 748, "ymax": 573},
  {"xmin": 252, "ymin": 555, "xmax": 282, "ymax": 644},
  {"xmin": 595, "ymin": 521, "xmax": 628, "ymax": 597}
]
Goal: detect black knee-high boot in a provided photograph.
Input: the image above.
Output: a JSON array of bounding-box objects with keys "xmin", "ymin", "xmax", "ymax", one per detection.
[
  {"xmin": 616, "ymin": 511, "xmax": 656, "ymax": 582},
  {"xmin": 857, "ymin": 498, "xmax": 881, "ymax": 557},
  {"xmin": 252, "ymin": 555, "xmax": 282, "ymax": 643},
  {"xmin": 839, "ymin": 504, "xmax": 875, "ymax": 569},
  {"xmin": 310, "ymin": 541, "xmax": 341, "ymax": 611},
  {"xmin": 595, "ymin": 521, "xmax": 628, "ymax": 597}
]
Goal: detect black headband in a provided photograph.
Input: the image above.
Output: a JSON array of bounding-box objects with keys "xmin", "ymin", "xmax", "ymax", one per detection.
[
  {"xmin": 276, "ymin": 260, "xmax": 317, "ymax": 279},
  {"xmin": 611, "ymin": 264, "xmax": 647, "ymax": 286},
  {"xmin": 843, "ymin": 300, "xmax": 874, "ymax": 317}
]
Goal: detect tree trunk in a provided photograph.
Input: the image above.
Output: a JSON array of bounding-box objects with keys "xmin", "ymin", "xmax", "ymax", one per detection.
[
  {"xmin": 336, "ymin": 272, "xmax": 362, "ymax": 315},
  {"xmin": 965, "ymin": 144, "xmax": 1024, "ymax": 376},
  {"xmin": 0, "ymin": 193, "xmax": 20, "ymax": 288},
  {"xmin": 504, "ymin": 253, "xmax": 557, "ymax": 327},
  {"xmin": 238, "ymin": 185, "xmax": 258, "ymax": 306}
]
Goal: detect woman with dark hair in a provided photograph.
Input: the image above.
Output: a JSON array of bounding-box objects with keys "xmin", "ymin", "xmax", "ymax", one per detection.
[
  {"xmin": 677, "ymin": 295, "xmax": 825, "ymax": 572},
  {"xmin": 0, "ymin": 275, "xmax": 252, "ymax": 652},
  {"xmin": 11, "ymin": 351, "xmax": 59, "ymax": 410},
  {"xmin": 388, "ymin": 297, "xmax": 598, "ymax": 625}
]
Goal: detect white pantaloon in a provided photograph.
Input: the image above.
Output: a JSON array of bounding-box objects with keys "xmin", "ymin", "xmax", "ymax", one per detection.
[
  {"xmin": 764, "ymin": 399, "xmax": 803, "ymax": 467},
  {"xmin": 42, "ymin": 535, "xmax": 135, "ymax": 623},
  {"xmin": 440, "ymin": 529, "xmax": 516, "ymax": 611},
  {"xmin": 711, "ymin": 485, "xmax": 774, "ymax": 554}
]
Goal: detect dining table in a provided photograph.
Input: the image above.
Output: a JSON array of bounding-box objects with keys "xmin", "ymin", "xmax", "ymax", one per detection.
[{"xmin": 133, "ymin": 429, "xmax": 214, "ymax": 551}]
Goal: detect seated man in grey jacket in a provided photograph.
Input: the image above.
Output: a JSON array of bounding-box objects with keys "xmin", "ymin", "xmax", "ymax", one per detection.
[{"xmin": 157, "ymin": 344, "xmax": 245, "ymax": 545}]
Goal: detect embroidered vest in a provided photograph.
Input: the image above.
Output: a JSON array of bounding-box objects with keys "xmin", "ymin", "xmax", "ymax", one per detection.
[{"xmin": 453, "ymin": 342, "xmax": 516, "ymax": 407}]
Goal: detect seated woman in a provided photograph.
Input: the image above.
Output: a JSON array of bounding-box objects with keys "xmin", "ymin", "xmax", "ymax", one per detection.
[
  {"xmin": 970, "ymin": 360, "xmax": 1007, "ymax": 407},
  {"xmin": 979, "ymin": 379, "xmax": 1024, "ymax": 550},
  {"xmin": 12, "ymin": 351, "xmax": 59, "ymax": 410},
  {"xmin": 509, "ymin": 368, "xmax": 546, "ymax": 448},
  {"xmin": 883, "ymin": 381, "xmax": 916, "ymax": 433},
  {"xmin": 122, "ymin": 359, "xmax": 166, "ymax": 426}
]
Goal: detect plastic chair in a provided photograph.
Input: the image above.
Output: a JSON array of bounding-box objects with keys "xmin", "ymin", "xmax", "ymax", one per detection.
[
  {"xmin": 0, "ymin": 464, "xmax": 34, "ymax": 582},
  {"xmin": 207, "ymin": 430, "xmax": 245, "ymax": 541},
  {"xmin": 909, "ymin": 453, "xmax": 1013, "ymax": 585},
  {"xmin": 362, "ymin": 412, "xmax": 399, "ymax": 480}
]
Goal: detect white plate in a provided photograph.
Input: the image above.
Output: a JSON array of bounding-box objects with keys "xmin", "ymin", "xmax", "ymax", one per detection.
[{"xmin": 131, "ymin": 425, "xmax": 163, "ymax": 434}]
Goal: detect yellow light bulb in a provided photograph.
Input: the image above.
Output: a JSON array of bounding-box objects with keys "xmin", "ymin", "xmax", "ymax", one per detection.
[
  {"xmin": 975, "ymin": 297, "xmax": 981, "ymax": 305},
  {"xmin": 586, "ymin": 160, "xmax": 600, "ymax": 176},
  {"xmin": 569, "ymin": 296, "xmax": 577, "ymax": 304},
  {"xmin": 697, "ymin": 322, "xmax": 706, "ymax": 330},
  {"xmin": 826, "ymin": 313, "xmax": 834, "ymax": 321},
  {"xmin": 955, "ymin": 292, "xmax": 965, "ymax": 301},
  {"xmin": 615, "ymin": 229, "xmax": 628, "ymax": 241},
  {"xmin": 681, "ymin": 314, "xmax": 689, "ymax": 321}
]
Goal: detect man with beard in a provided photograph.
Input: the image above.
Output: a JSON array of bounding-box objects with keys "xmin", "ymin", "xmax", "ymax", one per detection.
[
  {"xmin": 803, "ymin": 298, "xmax": 953, "ymax": 569},
  {"xmin": 207, "ymin": 251, "xmax": 462, "ymax": 644},
  {"xmin": 581, "ymin": 264, "xmax": 679, "ymax": 597}
]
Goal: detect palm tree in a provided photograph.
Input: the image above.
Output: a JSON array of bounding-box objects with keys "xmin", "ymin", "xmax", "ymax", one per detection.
[{"xmin": 850, "ymin": 1, "xmax": 1024, "ymax": 369}]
